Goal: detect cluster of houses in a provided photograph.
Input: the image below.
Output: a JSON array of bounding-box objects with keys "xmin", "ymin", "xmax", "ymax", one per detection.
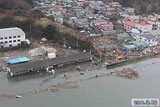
[
  {"xmin": 0, "ymin": 0, "xmax": 158, "ymax": 53},
  {"xmin": 120, "ymin": 14, "xmax": 160, "ymax": 52},
  {"xmin": 0, "ymin": 0, "xmax": 160, "ymax": 69},
  {"xmin": 35, "ymin": 0, "xmax": 123, "ymax": 36},
  {"xmin": 0, "ymin": 1, "xmax": 149, "ymax": 61},
  {"xmin": 34, "ymin": 0, "xmax": 160, "ymax": 52}
]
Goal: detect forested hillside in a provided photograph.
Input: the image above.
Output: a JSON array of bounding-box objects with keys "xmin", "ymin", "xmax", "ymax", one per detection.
[
  {"xmin": 0, "ymin": 0, "xmax": 86, "ymax": 44},
  {"xmin": 0, "ymin": 0, "xmax": 33, "ymax": 10},
  {"xmin": 113, "ymin": 0, "xmax": 160, "ymax": 14}
]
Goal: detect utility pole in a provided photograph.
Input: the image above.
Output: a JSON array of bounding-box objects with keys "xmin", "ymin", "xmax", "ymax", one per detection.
[
  {"xmin": 99, "ymin": 50, "xmax": 102, "ymax": 60},
  {"xmin": 90, "ymin": 41, "xmax": 92, "ymax": 53},
  {"xmin": 76, "ymin": 36, "xmax": 79, "ymax": 50},
  {"xmin": 30, "ymin": 24, "xmax": 32, "ymax": 41}
]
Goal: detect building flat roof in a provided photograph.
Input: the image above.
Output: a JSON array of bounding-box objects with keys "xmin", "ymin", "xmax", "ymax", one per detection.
[
  {"xmin": 141, "ymin": 34, "xmax": 156, "ymax": 40},
  {"xmin": 8, "ymin": 57, "xmax": 30, "ymax": 64},
  {"xmin": 8, "ymin": 59, "xmax": 20, "ymax": 64},
  {"xmin": 18, "ymin": 57, "xmax": 30, "ymax": 62}
]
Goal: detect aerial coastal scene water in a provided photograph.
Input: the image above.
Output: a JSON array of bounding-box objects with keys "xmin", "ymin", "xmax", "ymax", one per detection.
[
  {"xmin": 0, "ymin": 57, "xmax": 160, "ymax": 107},
  {"xmin": 1, "ymin": 0, "xmax": 160, "ymax": 106}
]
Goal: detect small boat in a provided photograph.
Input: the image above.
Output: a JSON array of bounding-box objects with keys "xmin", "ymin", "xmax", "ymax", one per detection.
[
  {"xmin": 10, "ymin": 72, "xmax": 13, "ymax": 77},
  {"xmin": 46, "ymin": 68, "xmax": 55, "ymax": 75},
  {"xmin": 80, "ymin": 72, "xmax": 84, "ymax": 75},
  {"xmin": 76, "ymin": 66, "xmax": 82, "ymax": 71},
  {"xmin": 64, "ymin": 73, "xmax": 71, "ymax": 78},
  {"xmin": 51, "ymin": 70, "xmax": 55, "ymax": 75},
  {"xmin": 16, "ymin": 95, "xmax": 22, "ymax": 98}
]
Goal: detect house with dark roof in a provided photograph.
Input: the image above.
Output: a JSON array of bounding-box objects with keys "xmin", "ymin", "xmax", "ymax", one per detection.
[
  {"xmin": 88, "ymin": 28, "xmax": 101, "ymax": 37},
  {"xmin": 133, "ymin": 33, "xmax": 158, "ymax": 46},
  {"xmin": 90, "ymin": 19, "xmax": 108, "ymax": 27},
  {"xmin": 73, "ymin": 18, "xmax": 89, "ymax": 29},
  {"xmin": 141, "ymin": 34, "xmax": 158, "ymax": 46}
]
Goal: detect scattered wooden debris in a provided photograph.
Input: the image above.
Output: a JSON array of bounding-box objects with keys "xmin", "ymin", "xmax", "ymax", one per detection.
[
  {"xmin": 52, "ymin": 82, "xmax": 78, "ymax": 89},
  {"xmin": 0, "ymin": 94, "xmax": 22, "ymax": 99},
  {"xmin": 116, "ymin": 68, "xmax": 139, "ymax": 79},
  {"xmin": 47, "ymin": 86, "xmax": 59, "ymax": 93},
  {"xmin": 39, "ymin": 75, "xmax": 56, "ymax": 86}
]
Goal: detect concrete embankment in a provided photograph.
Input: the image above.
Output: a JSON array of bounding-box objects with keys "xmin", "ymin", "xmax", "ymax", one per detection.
[
  {"xmin": 0, "ymin": 44, "xmax": 30, "ymax": 52},
  {"xmin": 106, "ymin": 52, "xmax": 160, "ymax": 68}
]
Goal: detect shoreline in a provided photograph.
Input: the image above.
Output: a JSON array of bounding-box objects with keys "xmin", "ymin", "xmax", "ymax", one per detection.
[{"xmin": 106, "ymin": 52, "xmax": 160, "ymax": 68}]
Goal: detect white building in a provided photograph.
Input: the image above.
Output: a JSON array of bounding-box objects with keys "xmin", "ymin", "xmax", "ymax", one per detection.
[
  {"xmin": 133, "ymin": 34, "xmax": 158, "ymax": 46},
  {"xmin": 54, "ymin": 15, "xmax": 63, "ymax": 24},
  {"xmin": 125, "ymin": 8, "xmax": 135, "ymax": 14},
  {"xmin": 136, "ymin": 22, "xmax": 152, "ymax": 33},
  {"xmin": 108, "ymin": 2, "xmax": 122, "ymax": 8},
  {"xmin": 0, "ymin": 27, "xmax": 26, "ymax": 48},
  {"xmin": 127, "ymin": 15, "xmax": 140, "ymax": 22},
  {"xmin": 105, "ymin": 5, "xmax": 116, "ymax": 11},
  {"xmin": 123, "ymin": 20, "xmax": 152, "ymax": 33},
  {"xmin": 141, "ymin": 15, "xmax": 160, "ymax": 30},
  {"xmin": 100, "ymin": 23, "xmax": 114, "ymax": 31}
]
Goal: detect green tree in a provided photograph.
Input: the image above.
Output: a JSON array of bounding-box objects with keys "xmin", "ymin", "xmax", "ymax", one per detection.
[
  {"xmin": 0, "ymin": 16, "xmax": 16, "ymax": 28},
  {"xmin": 63, "ymin": 21, "xmax": 75, "ymax": 29},
  {"xmin": 43, "ymin": 25, "xmax": 56, "ymax": 40}
]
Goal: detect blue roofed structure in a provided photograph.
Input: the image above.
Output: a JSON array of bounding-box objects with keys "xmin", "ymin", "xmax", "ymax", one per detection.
[
  {"xmin": 63, "ymin": 1, "xmax": 72, "ymax": 8},
  {"xmin": 8, "ymin": 59, "xmax": 20, "ymax": 64},
  {"xmin": 92, "ymin": 2, "xmax": 101, "ymax": 6},
  {"xmin": 18, "ymin": 57, "xmax": 29, "ymax": 62},
  {"xmin": 123, "ymin": 45, "xmax": 136, "ymax": 51},
  {"xmin": 8, "ymin": 57, "xmax": 29, "ymax": 64},
  {"xmin": 133, "ymin": 41, "xmax": 147, "ymax": 48},
  {"xmin": 100, "ymin": 8, "xmax": 105, "ymax": 11}
]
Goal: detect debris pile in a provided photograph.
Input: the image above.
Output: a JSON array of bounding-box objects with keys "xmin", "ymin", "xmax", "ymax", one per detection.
[
  {"xmin": 47, "ymin": 86, "xmax": 59, "ymax": 93},
  {"xmin": 52, "ymin": 82, "xmax": 78, "ymax": 89},
  {"xmin": 0, "ymin": 94, "xmax": 22, "ymax": 99},
  {"xmin": 39, "ymin": 75, "xmax": 56, "ymax": 86},
  {"xmin": 116, "ymin": 68, "xmax": 139, "ymax": 79}
]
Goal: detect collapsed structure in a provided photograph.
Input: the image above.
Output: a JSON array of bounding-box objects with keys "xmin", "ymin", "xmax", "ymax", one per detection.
[{"xmin": 7, "ymin": 52, "xmax": 98, "ymax": 76}]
